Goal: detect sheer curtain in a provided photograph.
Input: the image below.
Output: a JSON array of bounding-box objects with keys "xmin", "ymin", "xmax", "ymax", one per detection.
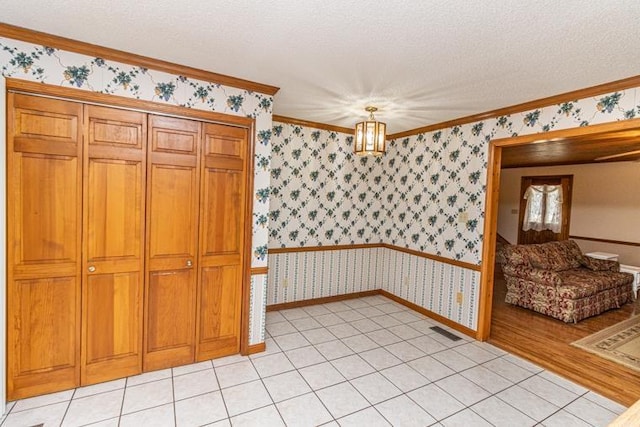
[{"xmin": 522, "ymin": 184, "xmax": 563, "ymax": 233}]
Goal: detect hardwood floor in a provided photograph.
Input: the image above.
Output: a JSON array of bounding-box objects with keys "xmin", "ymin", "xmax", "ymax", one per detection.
[{"xmin": 489, "ymin": 268, "xmax": 640, "ymax": 406}]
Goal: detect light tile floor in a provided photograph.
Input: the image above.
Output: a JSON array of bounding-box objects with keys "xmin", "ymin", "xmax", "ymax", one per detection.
[{"xmin": 1, "ymin": 295, "xmax": 628, "ymax": 427}]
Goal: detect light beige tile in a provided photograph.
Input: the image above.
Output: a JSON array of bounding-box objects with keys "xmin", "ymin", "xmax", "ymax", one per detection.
[
  {"xmin": 126, "ymin": 368, "xmax": 172, "ymax": 387},
  {"xmin": 408, "ymin": 384, "xmax": 465, "ymax": 421},
  {"xmin": 299, "ymin": 361, "xmax": 346, "ymax": 390},
  {"xmin": 231, "ymin": 404, "xmax": 284, "ymax": 426},
  {"xmin": 215, "ymin": 360, "xmax": 259, "ymax": 388},
  {"xmin": 337, "ymin": 407, "xmax": 391, "ymax": 426},
  {"xmin": 173, "ymin": 368, "xmax": 219, "ymax": 401},
  {"xmin": 122, "ymin": 378, "xmax": 173, "ymax": 414},
  {"xmin": 175, "ymin": 391, "xmax": 228, "ymax": 427},
  {"xmin": 375, "ymin": 395, "xmax": 435, "ymax": 427},
  {"xmin": 277, "ymin": 392, "xmax": 332, "ymax": 427},
  {"xmin": 12, "ymin": 389, "xmax": 73, "ymax": 412},
  {"xmin": 73, "ymin": 378, "xmax": 126, "ymax": 399},
  {"xmin": 263, "ymin": 371, "xmax": 311, "ymax": 403},
  {"xmin": 351, "ymin": 372, "xmax": 402, "ymax": 405},
  {"xmin": 221, "ymin": 380, "xmax": 272, "ymax": 417},
  {"xmin": 63, "ymin": 389, "xmax": 124, "ymax": 426},
  {"xmin": 120, "ymin": 403, "xmax": 174, "ymax": 427},
  {"xmin": 316, "ymin": 382, "xmax": 369, "ymax": 419},
  {"xmin": 3, "ymin": 401, "xmax": 68, "ymax": 427}
]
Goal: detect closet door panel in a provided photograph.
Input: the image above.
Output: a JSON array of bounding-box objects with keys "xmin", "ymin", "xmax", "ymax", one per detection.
[
  {"xmin": 14, "ymin": 154, "xmax": 78, "ymax": 275},
  {"xmin": 7, "ymin": 94, "xmax": 82, "ymax": 400},
  {"xmin": 196, "ymin": 123, "xmax": 248, "ymax": 361},
  {"xmin": 147, "ymin": 270, "xmax": 195, "ymax": 350},
  {"xmin": 199, "ymin": 265, "xmax": 240, "ymax": 342},
  {"xmin": 83, "ymin": 272, "xmax": 140, "ymax": 383},
  {"xmin": 86, "ymin": 159, "xmax": 142, "ymax": 261},
  {"xmin": 9, "ymin": 277, "xmax": 78, "ymax": 397},
  {"xmin": 144, "ymin": 115, "xmax": 200, "ymax": 371},
  {"xmin": 82, "ymin": 105, "xmax": 146, "ymax": 385}
]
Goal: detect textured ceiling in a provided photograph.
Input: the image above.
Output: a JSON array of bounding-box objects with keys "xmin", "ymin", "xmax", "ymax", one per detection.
[{"xmin": 3, "ymin": 1, "xmax": 640, "ymax": 133}]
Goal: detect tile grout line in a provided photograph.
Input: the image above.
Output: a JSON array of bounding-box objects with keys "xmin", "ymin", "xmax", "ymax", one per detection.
[
  {"xmin": 246, "ymin": 350, "xmax": 288, "ymax": 425},
  {"xmin": 210, "ymin": 359, "xmax": 232, "ymax": 425},
  {"xmin": 171, "ymin": 366, "xmax": 178, "ymax": 427}
]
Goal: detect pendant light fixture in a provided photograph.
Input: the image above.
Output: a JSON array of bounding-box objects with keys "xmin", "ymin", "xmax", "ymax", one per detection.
[{"xmin": 354, "ymin": 106, "xmax": 386, "ymax": 156}]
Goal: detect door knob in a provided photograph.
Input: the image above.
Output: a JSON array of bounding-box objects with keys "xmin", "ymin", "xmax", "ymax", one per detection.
[
  {"xmin": 186, "ymin": 260, "xmax": 193, "ymax": 267},
  {"xmin": 88, "ymin": 266, "xmax": 96, "ymax": 273}
]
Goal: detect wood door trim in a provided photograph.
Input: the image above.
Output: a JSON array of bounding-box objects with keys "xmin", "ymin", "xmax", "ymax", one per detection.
[
  {"xmin": 246, "ymin": 342, "xmax": 266, "ymax": 355},
  {"xmin": 388, "ymin": 76, "xmax": 640, "ymax": 140},
  {"xmin": 268, "ymin": 243, "xmax": 381, "ymax": 254},
  {"xmin": 6, "ymin": 79, "xmax": 254, "ymax": 128},
  {"xmin": 569, "ymin": 235, "xmax": 640, "ymax": 247},
  {"xmin": 250, "ymin": 267, "xmax": 268, "ymax": 275},
  {"xmin": 477, "ymin": 119, "xmax": 640, "ymax": 341},
  {"xmin": 378, "ymin": 290, "xmax": 476, "ymax": 338},
  {"xmin": 240, "ymin": 121, "xmax": 256, "ymax": 355},
  {"xmin": 0, "ymin": 23, "xmax": 279, "ymax": 96},
  {"xmin": 273, "ymin": 115, "xmax": 354, "ymax": 135},
  {"xmin": 266, "ymin": 290, "xmax": 381, "ymax": 311},
  {"xmin": 384, "ymin": 244, "xmax": 481, "ymax": 272}
]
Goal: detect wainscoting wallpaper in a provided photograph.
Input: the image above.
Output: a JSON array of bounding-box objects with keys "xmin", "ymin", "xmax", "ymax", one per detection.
[
  {"xmin": 268, "ymin": 247, "xmax": 480, "ymax": 330},
  {"xmin": 0, "ymin": 35, "xmax": 273, "ymax": 345},
  {"xmin": 249, "ymin": 274, "xmax": 269, "ymax": 344},
  {"xmin": 267, "ymin": 248, "xmax": 384, "ymax": 304}
]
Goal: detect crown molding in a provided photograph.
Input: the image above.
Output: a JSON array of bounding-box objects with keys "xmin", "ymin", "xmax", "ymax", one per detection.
[
  {"xmin": 388, "ymin": 74, "xmax": 640, "ymax": 139},
  {"xmin": 273, "ymin": 115, "xmax": 354, "ymax": 134},
  {"xmin": 0, "ymin": 23, "xmax": 280, "ymax": 96}
]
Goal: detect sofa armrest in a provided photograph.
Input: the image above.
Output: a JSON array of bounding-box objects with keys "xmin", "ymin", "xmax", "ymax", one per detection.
[
  {"xmin": 502, "ymin": 264, "xmax": 562, "ymax": 286},
  {"xmin": 581, "ymin": 256, "xmax": 620, "ymax": 272}
]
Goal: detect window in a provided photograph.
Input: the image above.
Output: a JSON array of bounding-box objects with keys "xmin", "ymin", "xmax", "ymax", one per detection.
[{"xmin": 522, "ymin": 184, "xmax": 563, "ymax": 233}]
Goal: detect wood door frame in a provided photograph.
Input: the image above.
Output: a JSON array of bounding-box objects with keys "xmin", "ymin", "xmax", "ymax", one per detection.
[
  {"xmin": 4, "ymin": 78, "xmax": 257, "ymax": 357},
  {"xmin": 517, "ymin": 174, "xmax": 573, "ymax": 244},
  {"xmin": 476, "ymin": 117, "xmax": 640, "ymax": 340}
]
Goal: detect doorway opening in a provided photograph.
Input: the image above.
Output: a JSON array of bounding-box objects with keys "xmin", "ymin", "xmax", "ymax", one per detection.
[{"xmin": 477, "ymin": 117, "xmax": 640, "ymax": 405}]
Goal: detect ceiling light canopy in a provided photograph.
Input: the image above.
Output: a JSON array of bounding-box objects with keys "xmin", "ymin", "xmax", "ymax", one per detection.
[{"xmin": 354, "ymin": 106, "xmax": 386, "ymax": 156}]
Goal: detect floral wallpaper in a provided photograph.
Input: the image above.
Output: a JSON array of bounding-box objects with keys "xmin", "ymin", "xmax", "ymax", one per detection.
[
  {"xmin": 268, "ymin": 125, "xmax": 383, "ymax": 247},
  {"xmin": 0, "ymin": 35, "xmax": 273, "ymax": 345},
  {"xmin": 271, "ymin": 87, "xmax": 640, "ymax": 265}
]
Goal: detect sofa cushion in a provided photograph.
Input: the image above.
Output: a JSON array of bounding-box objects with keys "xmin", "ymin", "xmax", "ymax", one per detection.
[
  {"xmin": 527, "ymin": 241, "xmax": 583, "ymax": 272},
  {"xmin": 556, "ymin": 269, "xmax": 634, "ymax": 299},
  {"xmin": 502, "ymin": 245, "xmax": 532, "ymax": 267},
  {"xmin": 580, "ymin": 256, "xmax": 620, "ymax": 272},
  {"xmin": 502, "ymin": 264, "xmax": 562, "ymax": 286}
]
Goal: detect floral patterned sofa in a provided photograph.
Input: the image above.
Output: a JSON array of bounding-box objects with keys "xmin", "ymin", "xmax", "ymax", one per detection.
[{"xmin": 502, "ymin": 240, "xmax": 634, "ymax": 323}]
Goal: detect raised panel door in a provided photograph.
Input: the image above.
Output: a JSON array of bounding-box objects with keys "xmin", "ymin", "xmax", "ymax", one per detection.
[
  {"xmin": 81, "ymin": 105, "xmax": 146, "ymax": 384},
  {"xmin": 7, "ymin": 94, "xmax": 82, "ymax": 399},
  {"xmin": 196, "ymin": 123, "xmax": 248, "ymax": 360},
  {"xmin": 144, "ymin": 115, "xmax": 201, "ymax": 371}
]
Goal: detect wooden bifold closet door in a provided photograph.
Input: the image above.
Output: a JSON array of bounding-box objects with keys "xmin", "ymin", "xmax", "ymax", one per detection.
[
  {"xmin": 7, "ymin": 94, "xmax": 83, "ymax": 399},
  {"xmin": 144, "ymin": 115, "xmax": 201, "ymax": 370},
  {"xmin": 6, "ymin": 91, "xmax": 249, "ymax": 400},
  {"xmin": 81, "ymin": 105, "xmax": 146, "ymax": 385},
  {"xmin": 196, "ymin": 123, "xmax": 248, "ymax": 360}
]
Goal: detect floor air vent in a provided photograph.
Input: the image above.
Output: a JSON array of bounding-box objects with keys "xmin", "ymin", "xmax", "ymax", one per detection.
[{"xmin": 430, "ymin": 326, "xmax": 462, "ymax": 341}]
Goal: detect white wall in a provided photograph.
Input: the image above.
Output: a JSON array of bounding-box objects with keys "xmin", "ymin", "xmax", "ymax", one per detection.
[{"xmin": 498, "ymin": 162, "xmax": 640, "ymax": 265}]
